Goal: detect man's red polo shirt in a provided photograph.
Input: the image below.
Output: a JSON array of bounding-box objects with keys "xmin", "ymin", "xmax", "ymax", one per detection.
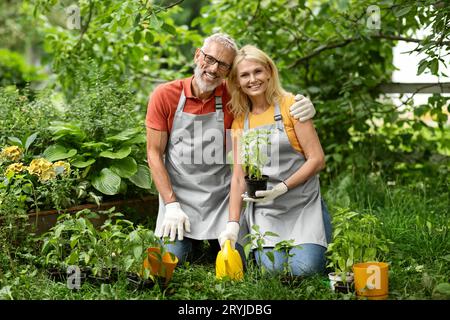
[{"xmin": 146, "ymin": 76, "xmax": 234, "ymax": 133}]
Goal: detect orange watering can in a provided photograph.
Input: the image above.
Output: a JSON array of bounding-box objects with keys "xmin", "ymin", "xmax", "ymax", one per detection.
[{"xmin": 216, "ymin": 240, "xmax": 244, "ymax": 280}]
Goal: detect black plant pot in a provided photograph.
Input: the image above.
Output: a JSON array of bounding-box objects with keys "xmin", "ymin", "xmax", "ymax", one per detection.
[
  {"xmin": 126, "ymin": 272, "xmax": 156, "ymax": 290},
  {"xmin": 245, "ymin": 175, "xmax": 269, "ymax": 198},
  {"xmin": 88, "ymin": 268, "xmax": 120, "ymax": 285},
  {"xmin": 46, "ymin": 266, "xmax": 88, "ymax": 288}
]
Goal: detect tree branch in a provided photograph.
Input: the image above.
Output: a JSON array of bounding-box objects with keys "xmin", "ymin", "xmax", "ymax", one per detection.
[
  {"xmin": 74, "ymin": 0, "xmax": 94, "ymax": 49},
  {"xmin": 155, "ymin": 0, "xmax": 185, "ymax": 13},
  {"xmin": 289, "ymin": 34, "xmax": 450, "ymax": 68}
]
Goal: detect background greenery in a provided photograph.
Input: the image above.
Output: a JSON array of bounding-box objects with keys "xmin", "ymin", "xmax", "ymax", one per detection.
[{"xmin": 0, "ymin": 0, "xmax": 448, "ymax": 300}]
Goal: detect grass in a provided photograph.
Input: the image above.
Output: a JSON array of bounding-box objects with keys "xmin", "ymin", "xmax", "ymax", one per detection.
[{"xmin": 0, "ymin": 172, "xmax": 449, "ymax": 300}]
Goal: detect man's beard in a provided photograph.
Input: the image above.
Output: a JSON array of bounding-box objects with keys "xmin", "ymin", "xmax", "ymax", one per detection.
[{"xmin": 194, "ymin": 65, "xmax": 222, "ymax": 93}]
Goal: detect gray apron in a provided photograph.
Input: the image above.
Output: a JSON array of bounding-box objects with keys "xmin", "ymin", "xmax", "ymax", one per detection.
[
  {"xmin": 155, "ymin": 89, "xmax": 246, "ymax": 240},
  {"xmin": 244, "ymin": 102, "xmax": 327, "ymax": 248}
]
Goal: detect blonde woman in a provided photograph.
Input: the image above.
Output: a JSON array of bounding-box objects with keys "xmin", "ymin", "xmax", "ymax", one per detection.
[{"xmin": 218, "ymin": 45, "xmax": 332, "ymax": 276}]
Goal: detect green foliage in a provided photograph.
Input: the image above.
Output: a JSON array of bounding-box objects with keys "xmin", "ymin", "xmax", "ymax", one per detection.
[
  {"xmin": 43, "ymin": 121, "xmax": 151, "ymax": 196},
  {"xmin": 0, "ymin": 147, "xmax": 80, "ymax": 213},
  {"xmin": 195, "ymin": 0, "xmax": 450, "ymax": 179},
  {"xmin": 240, "ymin": 129, "xmax": 272, "ymax": 180},
  {"xmin": 0, "ymin": 87, "xmax": 59, "ymax": 148},
  {"xmin": 40, "ymin": 207, "xmax": 159, "ymax": 276},
  {"xmin": 32, "ymin": 0, "xmax": 199, "ymax": 100},
  {"xmin": 326, "ymin": 207, "xmax": 393, "ymax": 277},
  {"xmin": 0, "ymin": 49, "xmax": 45, "ymax": 88}
]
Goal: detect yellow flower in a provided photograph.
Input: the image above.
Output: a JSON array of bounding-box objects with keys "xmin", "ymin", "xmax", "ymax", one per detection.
[
  {"xmin": 53, "ymin": 161, "xmax": 71, "ymax": 176},
  {"xmin": 28, "ymin": 158, "xmax": 56, "ymax": 181},
  {"xmin": 1, "ymin": 146, "xmax": 23, "ymax": 162},
  {"xmin": 5, "ymin": 163, "xmax": 26, "ymax": 175}
]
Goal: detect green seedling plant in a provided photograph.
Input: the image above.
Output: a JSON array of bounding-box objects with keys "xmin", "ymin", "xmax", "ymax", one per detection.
[
  {"xmin": 40, "ymin": 207, "xmax": 161, "ymax": 281},
  {"xmin": 273, "ymin": 239, "xmax": 303, "ymax": 277},
  {"xmin": 326, "ymin": 207, "xmax": 393, "ymax": 282},
  {"xmin": 244, "ymin": 224, "xmax": 279, "ymax": 275},
  {"xmin": 240, "ymin": 129, "xmax": 272, "ymax": 180}
]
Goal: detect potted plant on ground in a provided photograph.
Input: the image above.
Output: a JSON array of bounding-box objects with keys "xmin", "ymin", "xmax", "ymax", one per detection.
[
  {"xmin": 326, "ymin": 207, "xmax": 392, "ymax": 295},
  {"xmin": 239, "ymin": 129, "xmax": 272, "ymax": 198}
]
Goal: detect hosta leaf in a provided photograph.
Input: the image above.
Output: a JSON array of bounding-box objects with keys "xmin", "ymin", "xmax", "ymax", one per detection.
[
  {"xmin": 91, "ymin": 168, "xmax": 121, "ymax": 195},
  {"xmin": 106, "ymin": 128, "xmax": 142, "ymax": 142},
  {"xmin": 25, "ymin": 132, "xmax": 38, "ymax": 151},
  {"xmin": 128, "ymin": 164, "xmax": 152, "ymax": 189},
  {"xmin": 43, "ymin": 145, "xmax": 77, "ymax": 162},
  {"xmin": 109, "ymin": 157, "xmax": 138, "ymax": 178},
  {"xmin": 48, "ymin": 121, "xmax": 86, "ymax": 141},
  {"xmin": 99, "ymin": 146, "xmax": 131, "ymax": 159},
  {"xmin": 71, "ymin": 157, "xmax": 96, "ymax": 168},
  {"xmin": 133, "ymin": 245, "xmax": 143, "ymax": 259}
]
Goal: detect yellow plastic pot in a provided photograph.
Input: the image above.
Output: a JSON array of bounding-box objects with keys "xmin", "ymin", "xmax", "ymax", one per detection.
[
  {"xmin": 216, "ymin": 240, "xmax": 244, "ymax": 280},
  {"xmin": 353, "ymin": 262, "xmax": 389, "ymax": 299},
  {"xmin": 142, "ymin": 247, "xmax": 178, "ymax": 285}
]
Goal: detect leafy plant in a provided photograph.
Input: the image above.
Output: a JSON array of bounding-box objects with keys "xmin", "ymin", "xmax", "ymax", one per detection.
[
  {"xmin": 0, "ymin": 48, "xmax": 45, "ymax": 88},
  {"xmin": 0, "ymin": 87, "xmax": 58, "ymax": 148},
  {"xmin": 0, "ymin": 143, "xmax": 79, "ymax": 212},
  {"xmin": 42, "ymin": 122, "xmax": 152, "ymax": 196},
  {"xmin": 240, "ymin": 129, "xmax": 272, "ymax": 180},
  {"xmin": 39, "ymin": 207, "xmax": 160, "ymax": 279},
  {"xmin": 273, "ymin": 239, "xmax": 302, "ymax": 276},
  {"xmin": 326, "ymin": 207, "xmax": 393, "ymax": 278}
]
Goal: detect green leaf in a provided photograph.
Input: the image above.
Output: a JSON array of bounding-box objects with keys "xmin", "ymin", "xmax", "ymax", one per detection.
[
  {"xmin": 7, "ymin": 136, "xmax": 22, "ymax": 146},
  {"xmin": 429, "ymin": 59, "xmax": 439, "ymax": 75},
  {"xmin": 150, "ymin": 13, "xmax": 162, "ymax": 29},
  {"xmin": 161, "ymin": 23, "xmax": 176, "ymax": 35},
  {"xmin": 134, "ymin": 13, "xmax": 141, "ymax": 27},
  {"xmin": 43, "ymin": 145, "xmax": 77, "ymax": 162},
  {"xmin": 106, "ymin": 128, "xmax": 141, "ymax": 142},
  {"xmin": 99, "ymin": 146, "xmax": 131, "ymax": 159},
  {"xmin": 128, "ymin": 164, "xmax": 152, "ymax": 189},
  {"xmin": 145, "ymin": 31, "xmax": 154, "ymax": 44},
  {"xmin": 25, "ymin": 132, "xmax": 38, "ymax": 152},
  {"xmin": 133, "ymin": 245, "xmax": 143, "ymax": 259},
  {"xmin": 91, "ymin": 168, "xmax": 121, "ymax": 195},
  {"xmin": 48, "ymin": 121, "xmax": 86, "ymax": 141},
  {"xmin": 110, "ymin": 157, "xmax": 137, "ymax": 178},
  {"xmin": 71, "ymin": 157, "xmax": 96, "ymax": 168},
  {"xmin": 133, "ymin": 30, "xmax": 141, "ymax": 44},
  {"xmin": 393, "ymin": 6, "xmax": 412, "ymax": 17},
  {"xmin": 67, "ymin": 251, "xmax": 79, "ymax": 265}
]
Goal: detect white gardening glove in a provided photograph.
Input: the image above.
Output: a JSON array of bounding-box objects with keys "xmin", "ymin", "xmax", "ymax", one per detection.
[
  {"xmin": 242, "ymin": 182, "xmax": 288, "ymax": 204},
  {"xmin": 290, "ymin": 94, "xmax": 316, "ymax": 122},
  {"xmin": 218, "ymin": 221, "xmax": 240, "ymax": 249},
  {"xmin": 162, "ymin": 202, "xmax": 191, "ymax": 241}
]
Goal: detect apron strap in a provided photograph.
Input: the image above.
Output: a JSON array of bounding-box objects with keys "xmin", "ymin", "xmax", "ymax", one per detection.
[
  {"xmin": 274, "ymin": 102, "xmax": 284, "ymax": 131},
  {"xmin": 175, "ymin": 90, "xmax": 187, "ymax": 113},
  {"xmin": 215, "ymin": 96, "xmax": 224, "ymax": 122}
]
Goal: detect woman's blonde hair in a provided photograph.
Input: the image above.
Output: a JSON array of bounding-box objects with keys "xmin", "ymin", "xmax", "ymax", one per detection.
[{"xmin": 227, "ymin": 45, "xmax": 286, "ymax": 118}]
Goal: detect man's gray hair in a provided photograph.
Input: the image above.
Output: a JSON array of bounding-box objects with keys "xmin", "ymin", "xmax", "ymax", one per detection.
[{"xmin": 202, "ymin": 33, "xmax": 238, "ymax": 53}]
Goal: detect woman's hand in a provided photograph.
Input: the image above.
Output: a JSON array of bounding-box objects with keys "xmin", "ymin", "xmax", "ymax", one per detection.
[{"xmin": 242, "ymin": 182, "xmax": 288, "ymax": 204}]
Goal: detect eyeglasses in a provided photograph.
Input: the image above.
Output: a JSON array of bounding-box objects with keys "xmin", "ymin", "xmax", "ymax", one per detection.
[{"xmin": 200, "ymin": 50, "xmax": 232, "ymax": 72}]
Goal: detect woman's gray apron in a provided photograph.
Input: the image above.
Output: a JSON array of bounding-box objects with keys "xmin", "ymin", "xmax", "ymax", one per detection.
[
  {"xmin": 244, "ymin": 102, "xmax": 327, "ymax": 248},
  {"xmin": 155, "ymin": 90, "xmax": 246, "ymax": 240}
]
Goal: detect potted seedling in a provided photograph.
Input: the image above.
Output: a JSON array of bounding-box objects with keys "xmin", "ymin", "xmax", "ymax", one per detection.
[
  {"xmin": 326, "ymin": 208, "xmax": 392, "ymax": 296},
  {"xmin": 239, "ymin": 129, "xmax": 272, "ymax": 198}
]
